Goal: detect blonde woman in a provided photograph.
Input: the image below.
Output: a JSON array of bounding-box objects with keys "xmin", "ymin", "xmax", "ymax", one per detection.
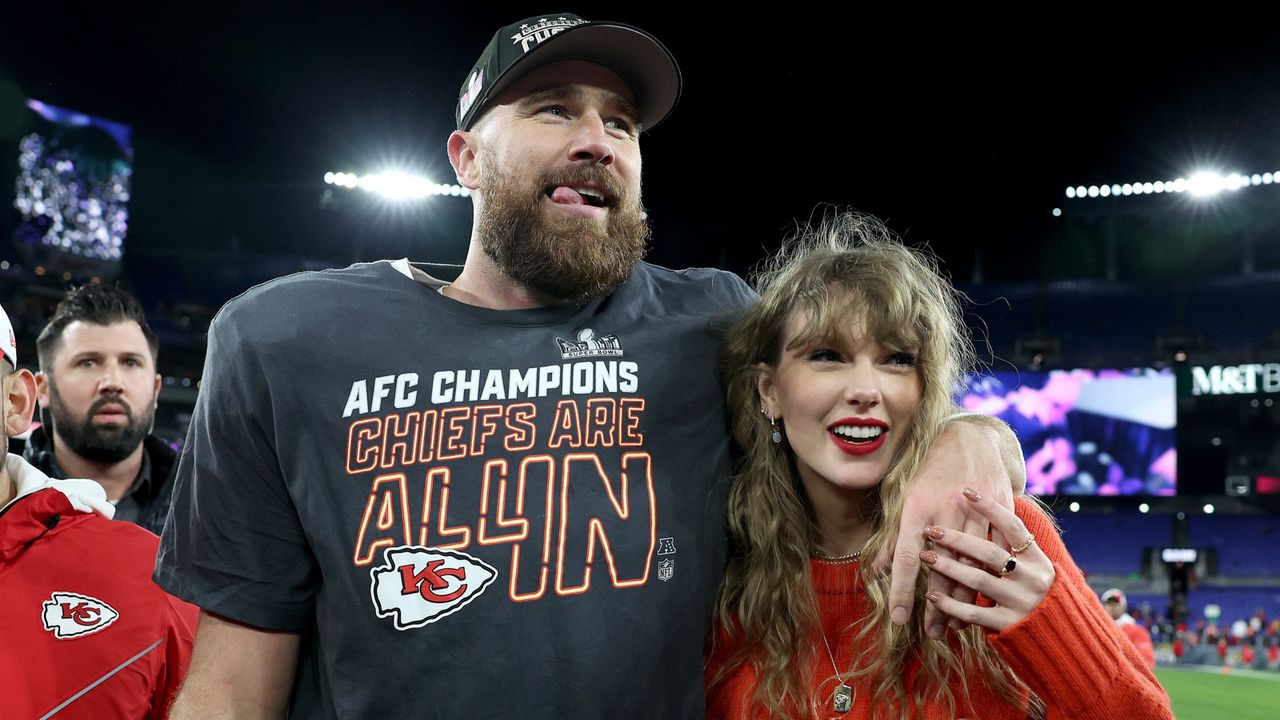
[{"xmin": 706, "ymin": 214, "xmax": 1172, "ymax": 720}]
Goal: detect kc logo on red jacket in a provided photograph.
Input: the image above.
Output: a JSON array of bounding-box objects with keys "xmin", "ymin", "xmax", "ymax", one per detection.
[
  {"xmin": 41, "ymin": 592, "xmax": 121, "ymax": 639},
  {"xmin": 370, "ymin": 546, "xmax": 497, "ymax": 630}
]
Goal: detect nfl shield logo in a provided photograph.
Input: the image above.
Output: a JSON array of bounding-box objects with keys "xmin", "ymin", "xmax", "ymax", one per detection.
[{"xmin": 657, "ymin": 558, "xmax": 674, "ymax": 582}]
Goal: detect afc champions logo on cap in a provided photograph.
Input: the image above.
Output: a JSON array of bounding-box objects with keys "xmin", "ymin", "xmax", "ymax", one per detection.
[{"xmin": 509, "ymin": 16, "xmax": 585, "ymax": 53}]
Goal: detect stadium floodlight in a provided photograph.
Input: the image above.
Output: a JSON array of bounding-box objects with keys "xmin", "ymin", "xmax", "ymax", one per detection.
[
  {"xmin": 1187, "ymin": 171, "xmax": 1228, "ymax": 197},
  {"xmin": 1138, "ymin": 503, "xmax": 1150, "ymax": 513},
  {"xmin": 1068, "ymin": 501, "xmax": 1080, "ymax": 513},
  {"xmin": 1203, "ymin": 503, "xmax": 1215, "ymax": 514},
  {"xmin": 1065, "ymin": 168, "xmax": 1271, "ymax": 201},
  {"xmin": 323, "ymin": 170, "xmax": 471, "ymax": 201}
]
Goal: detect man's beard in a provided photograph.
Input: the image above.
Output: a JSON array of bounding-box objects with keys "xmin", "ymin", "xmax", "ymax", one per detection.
[
  {"xmin": 46, "ymin": 379, "xmax": 153, "ymax": 464},
  {"xmin": 475, "ymin": 162, "xmax": 650, "ymax": 304}
]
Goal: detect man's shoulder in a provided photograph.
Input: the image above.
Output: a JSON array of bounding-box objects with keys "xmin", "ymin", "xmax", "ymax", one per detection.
[
  {"xmin": 625, "ymin": 262, "xmax": 756, "ymax": 311},
  {"xmin": 58, "ymin": 498, "xmax": 162, "ymax": 548},
  {"xmin": 11, "ymin": 487, "xmax": 161, "ymax": 565},
  {"xmin": 224, "ymin": 260, "xmax": 398, "ymax": 312},
  {"xmin": 23, "ymin": 491, "xmax": 197, "ymax": 633},
  {"xmin": 209, "ymin": 260, "xmax": 414, "ymax": 344}
]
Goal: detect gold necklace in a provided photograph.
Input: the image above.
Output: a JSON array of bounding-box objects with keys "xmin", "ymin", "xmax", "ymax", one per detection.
[
  {"xmin": 815, "ymin": 549, "xmax": 860, "ymax": 713},
  {"xmin": 820, "ymin": 628, "xmax": 854, "ymax": 713},
  {"xmin": 811, "ymin": 548, "xmax": 863, "ymax": 564}
]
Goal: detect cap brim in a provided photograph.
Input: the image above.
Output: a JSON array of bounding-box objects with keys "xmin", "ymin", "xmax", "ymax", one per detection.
[{"xmin": 480, "ymin": 22, "xmax": 681, "ymax": 131}]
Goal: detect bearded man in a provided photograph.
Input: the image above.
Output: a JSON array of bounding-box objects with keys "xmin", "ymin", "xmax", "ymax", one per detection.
[
  {"xmin": 157, "ymin": 14, "xmax": 1021, "ymax": 719},
  {"xmin": 27, "ymin": 284, "xmax": 172, "ymax": 535}
]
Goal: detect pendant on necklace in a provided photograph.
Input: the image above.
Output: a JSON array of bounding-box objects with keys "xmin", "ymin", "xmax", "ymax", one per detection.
[{"xmin": 833, "ymin": 683, "xmax": 853, "ymax": 713}]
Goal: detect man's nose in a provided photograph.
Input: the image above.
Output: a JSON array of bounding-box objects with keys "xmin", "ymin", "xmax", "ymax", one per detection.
[
  {"xmin": 568, "ymin": 115, "xmax": 615, "ymax": 166},
  {"xmin": 97, "ymin": 365, "xmax": 125, "ymax": 394}
]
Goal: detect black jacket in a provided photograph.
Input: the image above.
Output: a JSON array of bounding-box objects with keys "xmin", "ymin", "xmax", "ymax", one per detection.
[{"xmin": 22, "ymin": 426, "xmax": 177, "ymax": 536}]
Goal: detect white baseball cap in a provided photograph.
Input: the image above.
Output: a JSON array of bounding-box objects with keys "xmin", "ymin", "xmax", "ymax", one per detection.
[
  {"xmin": 0, "ymin": 302, "xmax": 15, "ymax": 368},
  {"xmin": 1101, "ymin": 588, "xmax": 1127, "ymax": 610}
]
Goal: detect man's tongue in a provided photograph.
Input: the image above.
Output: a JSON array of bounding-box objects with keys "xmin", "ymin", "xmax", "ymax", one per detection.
[{"xmin": 549, "ymin": 186, "xmax": 584, "ymax": 205}]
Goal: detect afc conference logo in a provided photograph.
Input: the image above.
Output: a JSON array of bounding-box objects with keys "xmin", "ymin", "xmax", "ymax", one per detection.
[
  {"xmin": 370, "ymin": 546, "xmax": 497, "ymax": 630},
  {"xmin": 41, "ymin": 592, "xmax": 120, "ymax": 639}
]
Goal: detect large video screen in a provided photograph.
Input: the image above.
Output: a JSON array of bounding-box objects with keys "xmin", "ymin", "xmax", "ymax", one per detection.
[
  {"xmin": 960, "ymin": 368, "xmax": 1176, "ymax": 496},
  {"xmin": 12, "ymin": 99, "xmax": 132, "ymax": 261},
  {"xmin": 1175, "ymin": 362, "xmax": 1280, "ymax": 496}
]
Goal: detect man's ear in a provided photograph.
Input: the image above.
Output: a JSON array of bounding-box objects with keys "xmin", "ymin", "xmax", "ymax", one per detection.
[
  {"xmin": 34, "ymin": 370, "xmax": 49, "ymax": 409},
  {"xmin": 5, "ymin": 369, "xmax": 37, "ymax": 437},
  {"xmin": 756, "ymin": 363, "xmax": 780, "ymax": 419},
  {"xmin": 447, "ymin": 131, "xmax": 482, "ymax": 190}
]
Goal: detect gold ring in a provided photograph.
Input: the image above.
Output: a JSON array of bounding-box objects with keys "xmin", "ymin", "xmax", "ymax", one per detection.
[
  {"xmin": 1010, "ymin": 534, "xmax": 1036, "ymax": 555},
  {"xmin": 998, "ymin": 556, "xmax": 1017, "ymax": 576}
]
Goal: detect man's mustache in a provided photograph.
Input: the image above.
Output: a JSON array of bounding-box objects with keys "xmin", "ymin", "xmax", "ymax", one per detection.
[{"xmin": 87, "ymin": 395, "xmax": 135, "ymax": 421}]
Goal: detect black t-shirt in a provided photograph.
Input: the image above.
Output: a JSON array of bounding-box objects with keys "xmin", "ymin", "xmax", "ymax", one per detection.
[{"xmin": 156, "ymin": 259, "xmax": 755, "ymax": 719}]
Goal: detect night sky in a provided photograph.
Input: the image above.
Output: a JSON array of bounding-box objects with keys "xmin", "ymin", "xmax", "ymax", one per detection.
[{"xmin": 2, "ymin": 4, "xmax": 1279, "ymax": 286}]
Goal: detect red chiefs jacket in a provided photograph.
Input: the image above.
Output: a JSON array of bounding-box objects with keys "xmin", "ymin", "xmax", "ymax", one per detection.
[{"xmin": 0, "ymin": 457, "xmax": 197, "ymax": 719}]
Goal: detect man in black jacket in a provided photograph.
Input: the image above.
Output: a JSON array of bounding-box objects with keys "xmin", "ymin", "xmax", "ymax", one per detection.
[{"xmin": 24, "ymin": 284, "xmax": 174, "ymax": 535}]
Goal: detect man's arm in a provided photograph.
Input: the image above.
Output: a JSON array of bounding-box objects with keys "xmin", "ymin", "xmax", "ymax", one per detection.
[
  {"xmin": 169, "ymin": 612, "xmax": 301, "ymax": 720},
  {"xmin": 875, "ymin": 414, "xmax": 1025, "ymax": 637}
]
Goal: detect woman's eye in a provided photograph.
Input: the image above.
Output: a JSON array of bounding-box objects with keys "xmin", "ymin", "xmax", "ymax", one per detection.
[
  {"xmin": 807, "ymin": 349, "xmax": 841, "ymax": 362},
  {"xmin": 887, "ymin": 352, "xmax": 918, "ymax": 367}
]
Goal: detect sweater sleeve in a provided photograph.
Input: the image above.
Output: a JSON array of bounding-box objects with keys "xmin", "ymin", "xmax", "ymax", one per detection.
[{"xmin": 986, "ymin": 498, "xmax": 1173, "ymax": 720}]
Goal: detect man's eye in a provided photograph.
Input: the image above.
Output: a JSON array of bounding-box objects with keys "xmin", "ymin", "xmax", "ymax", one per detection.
[
  {"xmin": 539, "ymin": 105, "xmax": 568, "ymax": 117},
  {"xmin": 605, "ymin": 117, "xmax": 636, "ymax": 134},
  {"xmin": 77, "ymin": 359, "xmax": 97, "ymax": 367}
]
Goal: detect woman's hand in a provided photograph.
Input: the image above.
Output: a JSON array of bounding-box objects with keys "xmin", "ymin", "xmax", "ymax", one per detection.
[{"xmin": 920, "ymin": 488, "xmax": 1055, "ymax": 632}]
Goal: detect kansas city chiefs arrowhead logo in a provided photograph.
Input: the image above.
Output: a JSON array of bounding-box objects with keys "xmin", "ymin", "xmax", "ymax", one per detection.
[
  {"xmin": 42, "ymin": 592, "xmax": 120, "ymax": 639},
  {"xmin": 370, "ymin": 546, "xmax": 497, "ymax": 631}
]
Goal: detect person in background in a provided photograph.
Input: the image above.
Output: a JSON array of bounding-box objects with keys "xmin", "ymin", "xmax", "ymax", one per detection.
[
  {"xmin": 26, "ymin": 284, "xmax": 174, "ymax": 535},
  {"xmin": 1101, "ymin": 588, "xmax": 1156, "ymax": 669},
  {"xmin": 0, "ymin": 298, "xmax": 196, "ymax": 718}
]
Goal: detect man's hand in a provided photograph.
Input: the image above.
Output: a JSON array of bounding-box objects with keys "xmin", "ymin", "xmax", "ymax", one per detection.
[{"xmin": 872, "ymin": 416, "xmax": 1024, "ymax": 637}]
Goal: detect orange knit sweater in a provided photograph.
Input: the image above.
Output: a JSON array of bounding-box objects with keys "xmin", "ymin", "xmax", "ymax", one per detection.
[{"xmin": 705, "ymin": 498, "xmax": 1174, "ymax": 720}]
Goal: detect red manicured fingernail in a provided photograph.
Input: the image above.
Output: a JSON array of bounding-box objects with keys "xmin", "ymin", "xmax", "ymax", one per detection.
[
  {"xmin": 920, "ymin": 550, "xmax": 938, "ymax": 565},
  {"xmin": 926, "ymin": 591, "xmax": 941, "ymax": 603},
  {"xmin": 963, "ymin": 487, "xmax": 982, "ymax": 502},
  {"xmin": 925, "ymin": 525, "xmax": 945, "ymax": 540}
]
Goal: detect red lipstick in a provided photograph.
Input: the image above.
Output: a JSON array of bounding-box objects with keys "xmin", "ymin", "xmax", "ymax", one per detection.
[{"xmin": 827, "ymin": 418, "xmax": 888, "ymax": 456}]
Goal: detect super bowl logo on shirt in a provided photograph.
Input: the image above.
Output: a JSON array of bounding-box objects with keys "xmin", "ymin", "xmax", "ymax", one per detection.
[
  {"xmin": 370, "ymin": 546, "xmax": 497, "ymax": 630},
  {"xmin": 556, "ymin": 328, "xmax": 622, "ymax": 359},
  {"xmin": 41, "ymin": 592, "xmax": 120, "ymax": 639}
]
